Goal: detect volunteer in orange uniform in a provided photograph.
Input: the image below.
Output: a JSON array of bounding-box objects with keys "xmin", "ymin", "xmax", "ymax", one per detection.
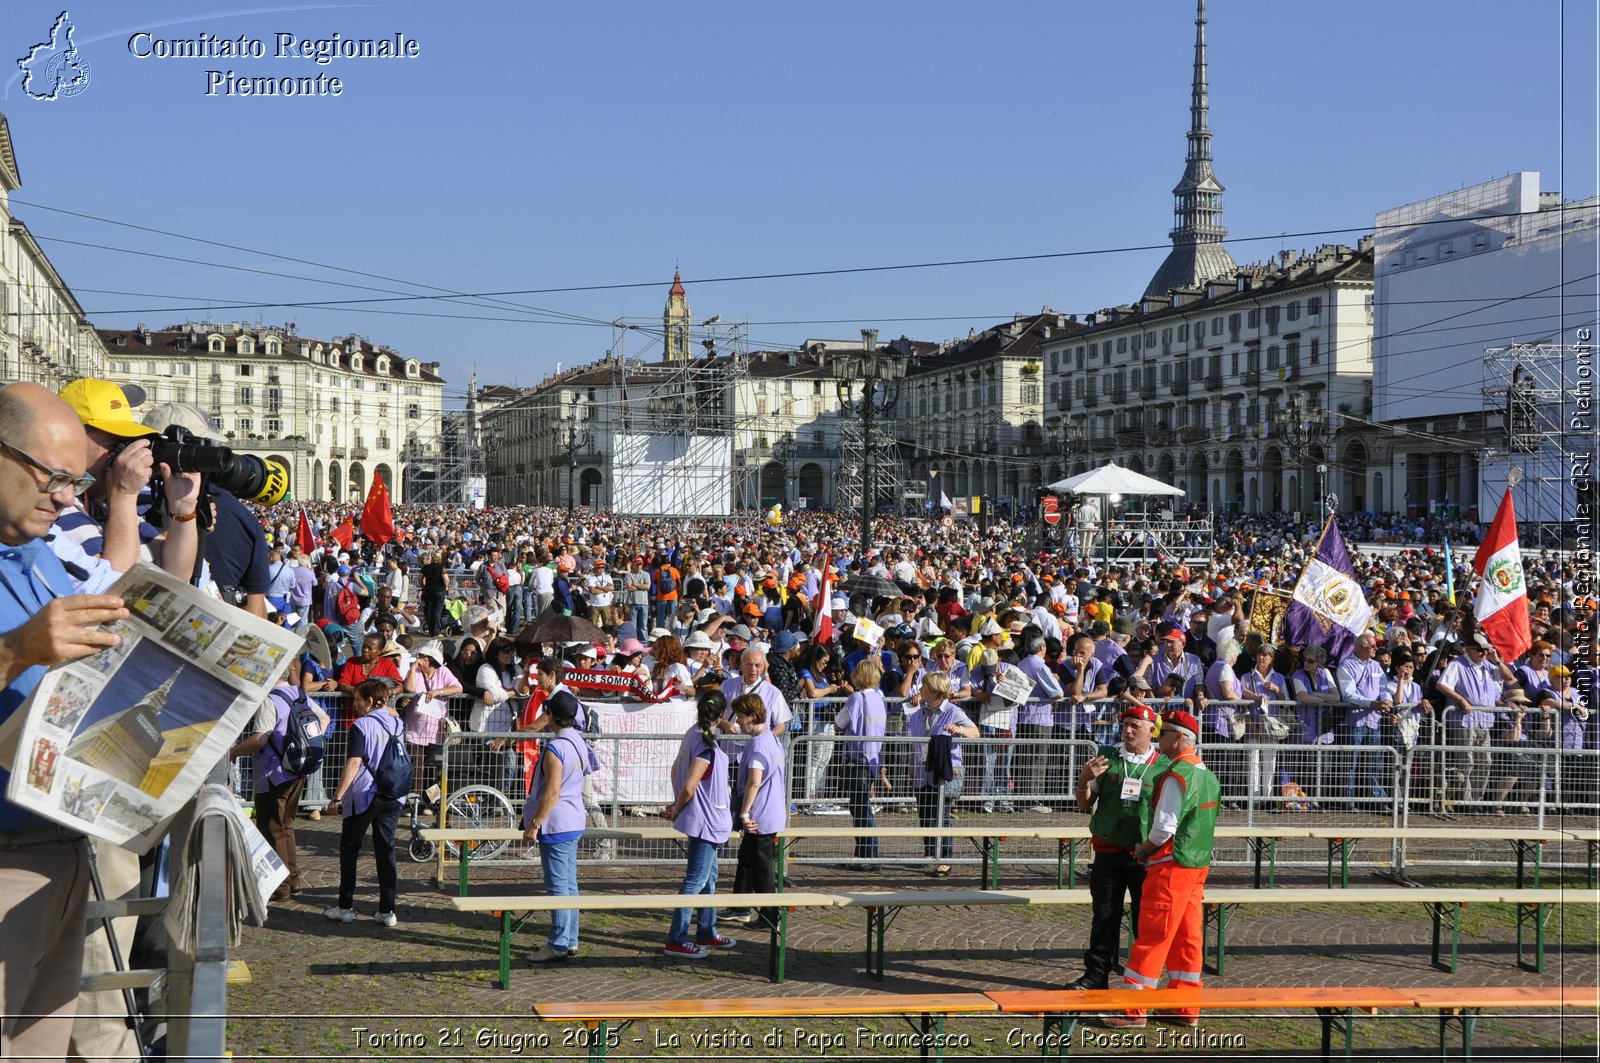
[{"xmin": 1104, "ymin": 708, "xmax": 1219, "ymax": 1029}]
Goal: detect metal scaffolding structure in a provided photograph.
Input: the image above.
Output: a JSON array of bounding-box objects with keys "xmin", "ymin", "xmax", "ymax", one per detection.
[
  {"xmin": 403, "ymin": 377, "xmax": 484, "ymax": 507},
  {"xmin": 604, "ymin": 319, "xmax": 769, "ymax": 516},
  {"xmin": 1482, "ymin": 343, "xmax": 1592, "ymax": 545}
]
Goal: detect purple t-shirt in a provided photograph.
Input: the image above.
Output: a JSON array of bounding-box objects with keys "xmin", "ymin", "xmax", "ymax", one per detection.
[
  {"xmin": 836, "ymin": 689, "xmax": 888, "ymax": 768},
  {"xmin": 525, "ymin": 727, "xmax": 593, "ymax": 837},
  {"xmin": 907, "ymin": 701, "xmax": 976, "ymax": 787},
  {"xmin": 671, "ymin": 728, "xmax": 731, "ymax": 844},
  {"xmin": 736, "ymin": 729, "xmax": 787, "ymax": 836},
  {"xmin": 344, "ymin": 710, "xmax": 404, "ymax": 816}
]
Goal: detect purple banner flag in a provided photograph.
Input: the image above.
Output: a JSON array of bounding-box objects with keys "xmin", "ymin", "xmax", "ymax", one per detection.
[{"xmin": 1284, "ymin": 516, "xmax": 1373, "ymax": 660}]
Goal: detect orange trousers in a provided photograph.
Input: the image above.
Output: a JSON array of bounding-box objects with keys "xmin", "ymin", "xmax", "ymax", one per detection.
[{"xmin": 1120, "ymin": 861, "xmax": 1208, "ymax": 1019}]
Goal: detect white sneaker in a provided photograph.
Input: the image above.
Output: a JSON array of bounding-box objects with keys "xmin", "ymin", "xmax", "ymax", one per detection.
[
  {"xmin": 323, "ymin": 906, "xmax": 354, "ymax": 923},
  {"xmin": 1029, "ymin": 804, "xmax": 1054, "ymax": 815},
  {"xmin": 373, "ymin": 910, "xmax": 398, "ymax": 928}
]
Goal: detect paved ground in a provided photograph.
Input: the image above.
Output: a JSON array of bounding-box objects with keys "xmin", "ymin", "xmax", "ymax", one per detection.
[{"xmin": 225, "ymin": 811, "xmax": 1600, "ymax": 1062}]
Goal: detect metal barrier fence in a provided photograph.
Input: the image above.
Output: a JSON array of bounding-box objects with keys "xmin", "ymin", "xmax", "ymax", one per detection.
[{"xmin": 226, "ymin": 692, "xmax": 1595, "ymax": 880}]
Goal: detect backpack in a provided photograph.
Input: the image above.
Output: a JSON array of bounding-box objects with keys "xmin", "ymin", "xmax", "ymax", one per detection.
[
  {"xmin": 491, "ymin": 567, "xmax": 509, "ymax": 594},
  {"xmin": 658, "ymin": 566, "xmax": 676, "ymax": 595},
  {"xmin": 363, "ymin": 716, "xmax": 413, "ymax": 801},
  {"xmin": 336, "ymin": 582, "xmax": 362, "ymax": 625},
  {"xmin": 269, "ymin": 687, "xmax": 327, "ymax": 779}
]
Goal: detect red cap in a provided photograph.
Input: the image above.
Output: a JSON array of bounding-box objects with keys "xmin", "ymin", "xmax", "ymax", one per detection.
[
  {"xmin": 1161, "ymin": 709, "xmax": 1200, "ymax": 740},
  {"xmin": 1121, "ymin": 704, "xmax": 1159, "ymax": 725},
  {"xmin": 1162, "ymin": 629, "xmax": 1187, "ymax": 643}
]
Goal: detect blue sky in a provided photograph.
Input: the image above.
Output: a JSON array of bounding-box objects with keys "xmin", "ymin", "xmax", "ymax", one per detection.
[{"xmin": 4, "ymin": 0, "xmax": 1596, "ymax": 404}]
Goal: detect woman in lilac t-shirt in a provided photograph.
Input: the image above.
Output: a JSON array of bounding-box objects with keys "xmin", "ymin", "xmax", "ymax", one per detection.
[
  {"xmin": 661, "ymin": 690, "xmax": 735, "ymax": 958},
  {"xmin": 728, "ymin": 692, "xmax": 787, "ymax": 928}
]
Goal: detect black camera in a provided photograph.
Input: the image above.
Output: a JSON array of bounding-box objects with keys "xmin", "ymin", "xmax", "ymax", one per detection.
[{"xmin": 145, "ymin": 425, "xmax": 289, "ymax": 505}]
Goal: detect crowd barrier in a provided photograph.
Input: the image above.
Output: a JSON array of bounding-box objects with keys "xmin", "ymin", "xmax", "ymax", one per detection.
[{"xmin": 228, "ymin": 692, "xmax": 1596, "ymax": 880}]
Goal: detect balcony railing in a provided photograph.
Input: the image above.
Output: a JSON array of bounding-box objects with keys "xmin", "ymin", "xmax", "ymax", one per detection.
[
  {"xmin": 1205, "ymin": 371, "xmax": 1223, "ymax": 390},
  {"xmin": 1082, "ymin": 391, "xmax": 1100, "ymax": 408},
  {"xmin": 1170, "ymin": 378, "xmax": 1189, "ymax": 396},
  {"xmin": 351, "ymin": 446, "xmax": 369, "ymax": 459},
  {"xmin": 1109, "ymin": 386, "xmax": 1128, "ymax": 404},
  {"xmin": 1179, "ymin": 425, "xmax": 1208, "ymax": 444},
  {"xmin": 330, "ymin": 446, "xmax": 346, "ymax": 459},
  {"xmin": 1139, "ymin": 383, "xmax": 1158, "ymax": 400},
  {"xmin": 1242, "ymin": 369, "xmax": 1261, "ymax": 386}
]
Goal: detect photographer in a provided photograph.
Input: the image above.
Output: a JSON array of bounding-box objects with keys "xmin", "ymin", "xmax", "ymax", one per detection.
[
  {"xmin": 139, "ymin": 403, "xmax": 272, "ymax": 618},
  {"xmin": 54, "ymin": 380, "xmax": 202, "ymax": 592}
]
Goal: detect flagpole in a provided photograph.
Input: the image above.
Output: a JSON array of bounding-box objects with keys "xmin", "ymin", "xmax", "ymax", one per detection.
[{"xmin": 1291, "ymin": 512, "xmax": 1335, "ymax": 591}]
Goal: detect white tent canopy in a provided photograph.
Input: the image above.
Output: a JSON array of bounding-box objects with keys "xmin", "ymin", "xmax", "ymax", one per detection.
[{"xmin": 1045, "ymin": 462, "xmax": 1185, "ymax": 497}]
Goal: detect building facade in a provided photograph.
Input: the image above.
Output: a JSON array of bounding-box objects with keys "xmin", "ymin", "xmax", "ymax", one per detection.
[
  {"xmin": 98, "ymin": 323, "xmax": 446, "ymax": 504},
  {"xmin": 1042, "ymin": 244, "xmax": 1377, "ymax": 515},
  {"xmin": 0, "ymin": 114, "xmax": 107, "ymax": 389},
  {"xmin": 1372, "ymin": 171, "xmax": 1600, "ymax": 520}
]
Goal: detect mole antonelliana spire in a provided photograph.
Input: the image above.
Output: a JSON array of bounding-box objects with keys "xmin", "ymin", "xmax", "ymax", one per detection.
[{"xmin": 1143, "ymin": 0, "xmax": 1237, "ymax": 299}]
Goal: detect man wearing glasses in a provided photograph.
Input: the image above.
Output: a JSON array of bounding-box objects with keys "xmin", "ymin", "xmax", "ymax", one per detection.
[{"xmin": 0, "ymin": 383, "xmax": 132, "ymax": 1060}]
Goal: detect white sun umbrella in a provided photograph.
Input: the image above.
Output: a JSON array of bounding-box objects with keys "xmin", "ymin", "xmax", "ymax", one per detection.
[{"xmin": 1045, "ymin": 463, "xmax": 1185, "ymax": 566}]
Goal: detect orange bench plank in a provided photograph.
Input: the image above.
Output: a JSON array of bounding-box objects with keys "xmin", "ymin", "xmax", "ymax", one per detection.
[
  {"xmin": 1405, "ymin": 986, "xmax": 1600, "ymax": 1010},
  {"xmin": 535, "ymin": 992, "xmax": 999, "ymax": 1022},
  {"xmin": 988, "ymin": 986, "xmax": 1414, "ymax": 1014}
]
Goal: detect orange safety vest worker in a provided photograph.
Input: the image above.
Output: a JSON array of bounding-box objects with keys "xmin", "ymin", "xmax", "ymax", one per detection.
[{"xmin": 1115, "ymin": 741, "xmax": 1219, "ymax": 1026}]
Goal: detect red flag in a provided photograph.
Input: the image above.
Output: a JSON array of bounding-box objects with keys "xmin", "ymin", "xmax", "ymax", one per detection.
[
  {"xmin": 359, "ymin": 472, "xmax": 396, "ymax": 546},
  {"xmin": 811, "ymin": 550, "xmax": 833, "ymax": 646},
  {"xmin": 330, "ymin": 517, "xmax": 354, "ymax": 550},
  {"xmin": 295, "ymin": 507, "xmax": 315, "ymax": 556},
  {"xmin": 1471, "ymin": 488, "xmax": 1532, "ymax": 662}
]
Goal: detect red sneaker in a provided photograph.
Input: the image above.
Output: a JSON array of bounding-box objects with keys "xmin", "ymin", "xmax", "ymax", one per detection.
[{"xmin": 695, "ymin": 933, "xmax": 737, "ymax": 950}]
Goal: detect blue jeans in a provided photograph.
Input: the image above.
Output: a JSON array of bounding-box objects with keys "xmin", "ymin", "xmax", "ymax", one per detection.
[
  {"xmin": 1342, "ymin": 725, "xmax": 1384, "ymax": 798},
  {"xmin": 656, "ymin": 598, "xmax": 675, "ymax": 628},
  {"xmin": 539, "ymin": 837, "xmax": 580, "ymax": 950},
  {"xmin": 979, "ymin": 726, "xmax": 1013, "ymax": 800},
  {"xmin": 667, "ymin": 837, "xmax": 720, "ymax": 944},
  {"xmin": 630, "ymin": 603, "xmax": 648, "ymax": 636}
]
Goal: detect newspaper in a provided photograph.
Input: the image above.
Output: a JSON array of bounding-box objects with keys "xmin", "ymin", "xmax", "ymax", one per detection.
[
  {"xmin": 990, "ymin": 663, "xmax": 1037, "ymax": 705},
  {"xmin": 1, "ymin": 562, "xmax": 301, "ymax": 853},
  {"xmin": 164, "ymin": 783, "xmax": 287, "ymax": 949}
]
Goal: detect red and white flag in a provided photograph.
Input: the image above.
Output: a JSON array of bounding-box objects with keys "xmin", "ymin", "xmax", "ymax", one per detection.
[
  {"xmin": 1471, "ymin": 488, "xmax": 1532, "ymax": 662},
  {"xmin": 811, "ymin": 550, "xmax": 833, "ymax": 646}
]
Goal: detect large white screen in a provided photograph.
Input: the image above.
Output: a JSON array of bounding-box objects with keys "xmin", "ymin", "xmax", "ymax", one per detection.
[{"xmin": 611, "ymin": 433, "xmax": 733, "ymax": 516}]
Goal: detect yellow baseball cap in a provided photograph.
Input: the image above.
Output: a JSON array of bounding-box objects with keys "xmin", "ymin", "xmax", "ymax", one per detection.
[{"xmin": 59, "ymin": 379, "xmax": 151, "ymax": 438}]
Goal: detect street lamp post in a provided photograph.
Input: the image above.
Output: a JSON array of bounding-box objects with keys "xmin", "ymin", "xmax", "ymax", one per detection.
[
  {"xmin": 834, "ymin": 328, "xmax": 907, "ymax": 554},
  {"xmin": 1275, "ymin": 392, "xmax": 1329, "ymax": 518},
  {"xmin": 565, "ymin": 400, "xmax": 590, "ymax": 516},
  {"xmin": 929, "ymin": 467, "xmax": 939, "ymax": 522}
]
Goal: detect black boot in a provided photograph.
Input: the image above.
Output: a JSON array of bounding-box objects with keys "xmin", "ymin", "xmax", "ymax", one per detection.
[{"xmin": 1065, "ymin": 973, "xmax": 1108, "ymax": 991}]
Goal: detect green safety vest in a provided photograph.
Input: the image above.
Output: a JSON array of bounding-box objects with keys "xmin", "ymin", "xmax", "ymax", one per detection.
[
  {"xmin": 1088, "ymin": 746, "xmax": 1170, "ymax": 849},
  {"xmin": 1157, "ymin": 754, "xmax": 1220, "ymax": 869}
]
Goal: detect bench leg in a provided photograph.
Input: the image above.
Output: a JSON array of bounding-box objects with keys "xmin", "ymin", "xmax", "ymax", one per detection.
[
  {"xmin": 1315, "ymin": 1006, "xmax": 1358, "ymax": 1062},
  {"xmin": 1436, "ymin": 1007, "xmax": 1478, "ymax": 1061},
  {"xmin": 1039, "ymin": 1014, "xmax": 1076, "ymax": 1061},
  {"xmin": 1515, "ymin": 902, "xmax": 1550, "ymax": 973},
  {"xmin": 459, "ymin": 842, "xmax": 472, "ymax": 897},
  {"xmin": 1427, "ymin": 902, "xmax": 1463, "ymax": 973},
  {"xmin": 982, "ymin": 837, "xmax": 1001, "ymax": 890},
  {"xmin": 1203, "ymin": 903, "xmax": 1229, "ymax": 976},
  {"xmin": 767, "ymin": 906, "xmax": 789, "ymax": 984},
  {"xmin": 775, "ymin": 838, "xmax": 788, "ymax": 893},
  {"xmin": 499, "ymin": 909, "xmax": 513, "ymax": 990},
  {"xmin": 866, "ymin": 906, "xmax": 892, "ymax": 982},
  {"xmin": 1512, "ymin": 839, "xmax": 1542, "ymax": 889},
  {"xmin": 917, "ymin": 1013, "xmax": 945, "ymax": 1061}
]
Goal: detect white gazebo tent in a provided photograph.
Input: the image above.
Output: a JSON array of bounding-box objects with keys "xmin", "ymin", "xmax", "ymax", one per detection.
[{"xmin": 1045, "ymin": 462, "xmax": 1186, "ymax": 565}]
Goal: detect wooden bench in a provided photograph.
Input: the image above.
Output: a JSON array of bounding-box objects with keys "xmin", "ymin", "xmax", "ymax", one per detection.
[
  {"xmin": 450, "ymin": 884, "xmax": 1595, "ymax": 988},
  {"xmin": 1407, "ymin": 984, "xmax": 1600, "ymax": 1060},
  {"xmin": 427, "ymin": 824, "xmax": 1025, "ymax": 895},
  {"xmin": 1298, "ymin": 826, "xmax": 1572, "ymax": 888},
  {"xmin": 1563, "ymin": 827, "xmax": 1600, "ymax": 887},
  {"xmin": 991, "ymin": 984, "xmax": 1600, "ymax": 1061},
  {"xmin": 449, "ymin": 890, "xmax": 846, "ymax": 987},
  {"xmin": 1197, "ymin": 886, "xmax": 1600, "ymax": 976},
  {"xmin": 533, "ymin": 985, "xmax": 1600, "ymax": 1062},
  {"xmin": 533, "ymin": 991, "xmax": 997, "ymax": 1061},
  {"xmin": 1033, "ymin": 825, "xmax": 1324, "ymax": 889}
]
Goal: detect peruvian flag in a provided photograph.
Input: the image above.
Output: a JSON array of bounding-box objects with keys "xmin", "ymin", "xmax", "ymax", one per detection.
[
  {"xmin": 295, "ymin": 507, "xmax": 316, "ymax": 557},
  {"xmin": 1472, "ymin": 489, "xmax": 1532, "ymax": 662},
  {"xmin": 811, "ymin": 550, "xmax": 834, "ymax": 646}
]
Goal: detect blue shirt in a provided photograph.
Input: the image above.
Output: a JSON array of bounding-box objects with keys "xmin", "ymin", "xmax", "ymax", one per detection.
[
  {"xmin": 207, "ymin": 488, "xmax": 271, "ymax": 594},
  {"xmin": 0, "ymin": 540, "xmax": 78, "ymax": 829}
]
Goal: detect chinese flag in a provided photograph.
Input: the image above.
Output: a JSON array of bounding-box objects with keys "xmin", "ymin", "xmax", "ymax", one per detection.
[
  {"xmin": 330, "ymin": 517, "xmax": 354, "ymax": 550},
  {"xmin": 295, "ymin": 507, "xmax": 315, "ymax": 556},
  {"xmin": 359, "ymin": 472, "xmax": 396, "ymax": 546}
]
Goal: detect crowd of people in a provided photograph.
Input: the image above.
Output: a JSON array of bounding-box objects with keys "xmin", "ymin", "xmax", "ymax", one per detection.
[{"xmin": 0, "ymin": 359, "xmax": 1589, "ymax": 1058}]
